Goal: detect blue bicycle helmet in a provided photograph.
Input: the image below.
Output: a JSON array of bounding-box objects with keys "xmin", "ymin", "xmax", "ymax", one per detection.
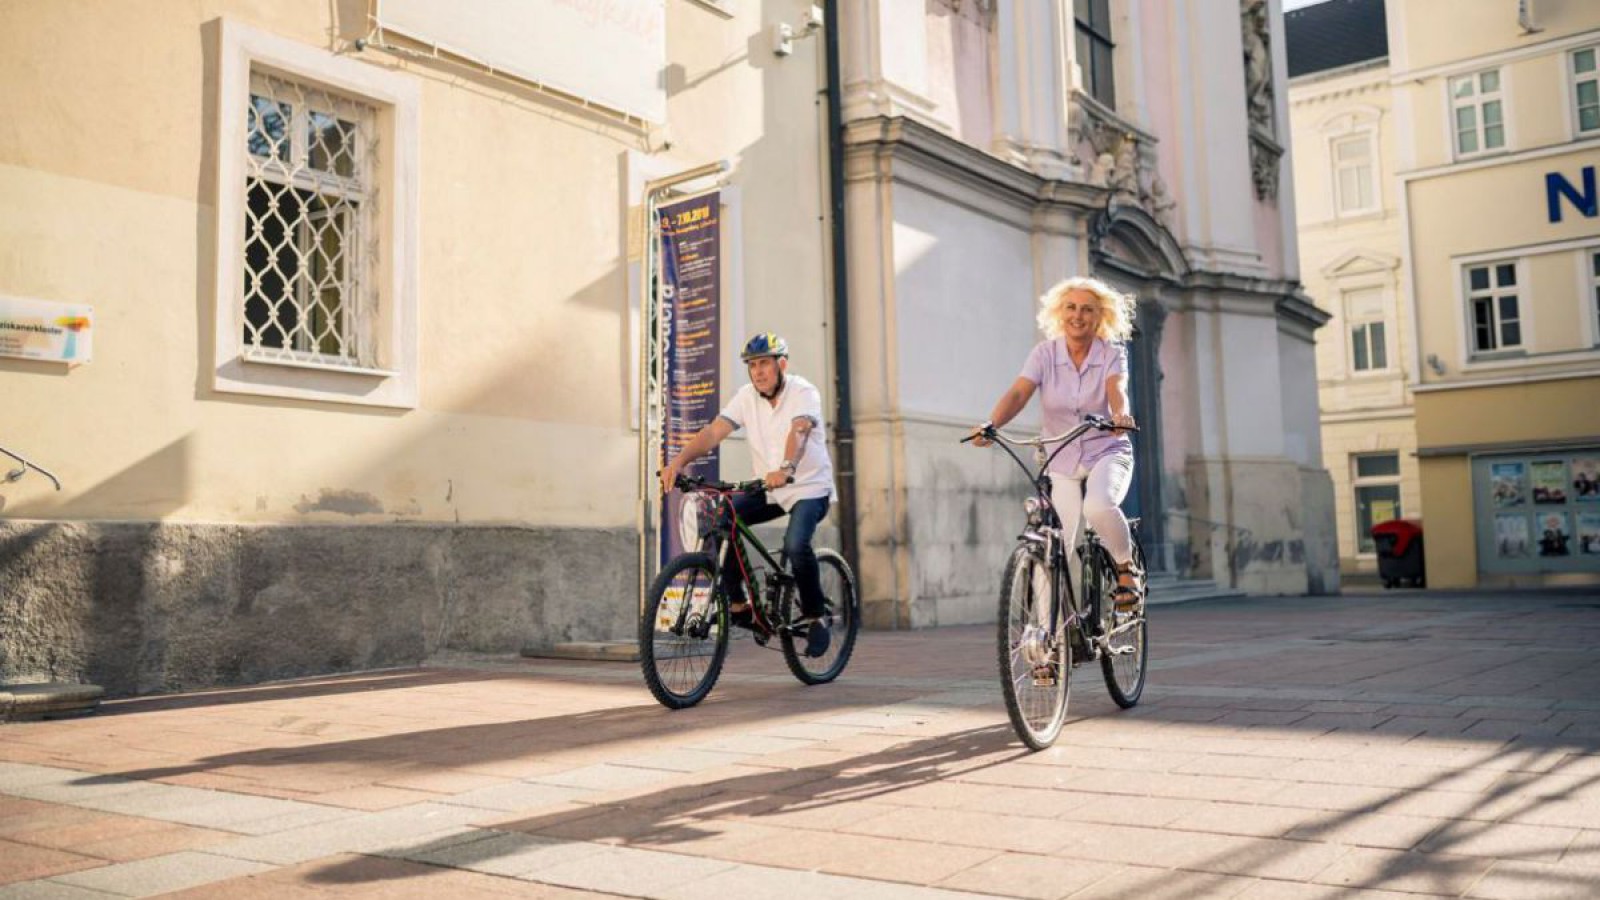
[{"xmin": 740, "ymin": 331, "xmax": 789, "ymax": 361}]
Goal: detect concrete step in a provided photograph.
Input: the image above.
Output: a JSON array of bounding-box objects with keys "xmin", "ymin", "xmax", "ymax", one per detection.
[
  {"xmin": 523, "ymin": 641, "xmax": 641, "ymax": 663},
  {"xmin": 0, "ymin": 682, "xmax": 104, "ymax": 723},
  {"xmin": 1145, "ymin": 574, "xmax": 1247, "ymax": 606}
]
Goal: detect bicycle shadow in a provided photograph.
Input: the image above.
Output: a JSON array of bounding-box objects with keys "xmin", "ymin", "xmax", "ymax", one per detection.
[{"xmin": 303, "ymin": 723, "xmax": 1029, "ymax": 885}]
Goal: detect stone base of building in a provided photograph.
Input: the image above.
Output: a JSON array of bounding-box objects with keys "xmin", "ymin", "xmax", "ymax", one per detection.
[
  {"xmin": 0, "ymin": 520, "xmax": 638, "ymax": 697},
  {"xmin": 1178, "ymin": 457, "xmax": 1341, "ymax": 596}
]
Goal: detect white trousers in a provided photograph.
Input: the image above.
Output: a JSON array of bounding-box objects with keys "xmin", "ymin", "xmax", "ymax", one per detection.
[{"xmin": 1050, "ymin": 453, "xmax": 1135, "ymax": 566}]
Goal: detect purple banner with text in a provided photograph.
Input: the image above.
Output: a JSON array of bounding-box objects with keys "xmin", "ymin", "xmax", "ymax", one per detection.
[{"xmin": 658, "ymin": 191, "xmax": 721, "ymax": 564}]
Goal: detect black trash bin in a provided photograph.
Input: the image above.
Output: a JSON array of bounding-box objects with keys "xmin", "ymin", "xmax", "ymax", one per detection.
[{"xmin": 1371, "ymin": 519, "xmax": 1425, "ymax": 589}]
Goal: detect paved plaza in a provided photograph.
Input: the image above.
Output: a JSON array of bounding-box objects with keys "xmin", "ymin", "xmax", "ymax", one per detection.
[{"xmin": 2, "ymin": 588, "xmax": 1599, "ymax": 898}]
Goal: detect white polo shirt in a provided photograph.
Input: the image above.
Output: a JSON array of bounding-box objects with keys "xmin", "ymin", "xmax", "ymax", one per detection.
[{"xmin": 718, "ymin": 374, "xmax": 837, "ymax": 511}]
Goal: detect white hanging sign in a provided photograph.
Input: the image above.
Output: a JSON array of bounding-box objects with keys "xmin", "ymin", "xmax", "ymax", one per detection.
[
  {"xmin": 0, "ymin": 295, "xmax": 94, "ymax": 365},
  {"xmin": 376, "ymin": 0, "xmax": 667, "ymax": 122}
]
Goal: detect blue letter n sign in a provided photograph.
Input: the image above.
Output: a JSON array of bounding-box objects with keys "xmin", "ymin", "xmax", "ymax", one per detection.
[{"xmin": 1547, "ymin": 166, "xmax": 1597, "ymax": 223}]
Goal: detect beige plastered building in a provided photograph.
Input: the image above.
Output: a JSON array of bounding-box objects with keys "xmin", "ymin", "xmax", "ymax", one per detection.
[
  {"xmin": 1293, "ymin": 0, "xmax": 1600, "ymax": 588},
  {"xmin": 3, "ymin": 0, "xmax": 1338, "ymax": 695}
]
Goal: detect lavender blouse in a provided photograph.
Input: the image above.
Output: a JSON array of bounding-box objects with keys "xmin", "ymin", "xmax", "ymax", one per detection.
[{"xmin": 1019, "ymin": 337, "xmax": 1133, "ymax": 475}]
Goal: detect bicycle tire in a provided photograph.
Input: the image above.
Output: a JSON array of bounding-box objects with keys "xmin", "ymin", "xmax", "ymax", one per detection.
[
  {"xmin": 780, "ymin": 549, "xmax": 859, "ymax": 685},
  {"xmin": 1097, "ymin": 540, "xmax": 1149, "ymax": 708},
  {"xmin": 997, "ymin": 542, "xmax": 1071, "ymax": 750},
  {"xmin": 640, "ymin": 552, "xmax": 730, "ymax": 709}
]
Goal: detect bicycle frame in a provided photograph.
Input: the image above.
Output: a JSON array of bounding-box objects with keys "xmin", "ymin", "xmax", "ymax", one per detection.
[{"xmin": 682, "ymin": 478, "xmax": 795, "ymax": 636}]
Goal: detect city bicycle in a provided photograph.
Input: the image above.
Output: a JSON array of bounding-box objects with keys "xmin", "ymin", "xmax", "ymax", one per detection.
[
  {"xmin": 963, "ymin": 416, "xmax": 1149, "ymax": 750},
  {"xmin": 640, "ymin": 474, "xmax": 859, "ymax": 709}
]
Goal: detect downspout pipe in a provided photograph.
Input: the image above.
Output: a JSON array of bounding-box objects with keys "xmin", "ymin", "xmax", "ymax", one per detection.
[{"xmin": 822, "ymin": 0, "xmax": 860, "ymax": 585}]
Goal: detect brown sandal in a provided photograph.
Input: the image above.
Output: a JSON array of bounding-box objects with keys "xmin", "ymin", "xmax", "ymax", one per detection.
[{"xmin": 1112, "ymin": 563, "xmax": 1144, "ymax": 611}]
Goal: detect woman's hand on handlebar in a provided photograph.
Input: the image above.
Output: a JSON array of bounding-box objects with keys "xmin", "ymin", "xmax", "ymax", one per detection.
[
  {"xmin": 1109, "ymin": 412, "xmax": 1137, "ymax": 435},
  {"xmin": 963, "ymin": 422, "xmax": 997, "ymax": 447}
]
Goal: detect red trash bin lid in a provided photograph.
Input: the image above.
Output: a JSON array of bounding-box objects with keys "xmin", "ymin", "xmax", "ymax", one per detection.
[{"xmin": 1371, "ymin": 518, "xmax": 1422, "ymax": 556}]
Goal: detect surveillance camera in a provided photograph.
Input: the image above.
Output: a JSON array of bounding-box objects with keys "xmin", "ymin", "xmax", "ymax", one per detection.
[{"xmin": 801, "ymin": 4, "xmax": 824, "ymax": 32}]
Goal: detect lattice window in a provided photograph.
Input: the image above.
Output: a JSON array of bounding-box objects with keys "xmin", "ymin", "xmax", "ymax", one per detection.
[{"xmin": 242, "ymin": 70, "xmax": 377, "ymax": 367}]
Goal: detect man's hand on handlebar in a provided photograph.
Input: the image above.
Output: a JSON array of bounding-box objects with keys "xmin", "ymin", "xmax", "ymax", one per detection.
[
  {"xmin": 658, "ymin": 464, "xmax": 682, "ymax": 495},
  {"xmin": 762, "ymin": 470, "xmax": 795, "ymax": 490}
]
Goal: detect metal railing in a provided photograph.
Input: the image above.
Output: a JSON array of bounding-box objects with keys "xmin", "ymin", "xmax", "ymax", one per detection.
[{"xmin": 1, "ymin": 444, "xmax": 61, "ymax": 491}]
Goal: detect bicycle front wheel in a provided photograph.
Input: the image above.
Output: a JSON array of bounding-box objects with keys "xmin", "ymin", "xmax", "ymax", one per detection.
[
  {"xmin": 997, "ymin": 543, "xmax": 1070, "ymax": 750},
  {"xmin": 640, "ymin": 553, "xmax": 730, "ymax": 709},
  {"xmin": 1097, "ymin": 541, "xmax": 1149, "ymax": 708},
  {"xmin": 781, "ymin": 549, "xmax": 859, "ymax": 685}
]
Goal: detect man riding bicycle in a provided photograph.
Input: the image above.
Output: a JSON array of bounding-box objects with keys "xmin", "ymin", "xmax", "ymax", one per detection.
[{"xmin": 659, "ymin": 332, "xmax": 838, "ymax": 657}]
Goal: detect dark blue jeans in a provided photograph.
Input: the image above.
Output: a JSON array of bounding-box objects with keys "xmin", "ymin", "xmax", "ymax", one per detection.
[{"xmin": 719, "ymin": 494, "xmax": 831, "ymax": 618}]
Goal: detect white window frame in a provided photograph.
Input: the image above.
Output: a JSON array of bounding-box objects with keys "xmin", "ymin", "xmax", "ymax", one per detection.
[
  {"xmin": 213, "ymin": 18, "xmax": 420, "ymax": 408},
  {"xmin": 1462, "ymin": 259, "xmax": 1525, "ymax": 359},
  {"xmin": 1571, "ymin": 45, "xmax": 1600, "ymax": 139},
  {"xmin": 1449, "ymin": 67, "xmax": 1507, "ymax": 160},
  {"xmin": 1329, "ymin": 130, "xmax": 1380, "ymax": 218},
  {"xmin": 1349, "ymin": 320, "xmax": 1389, "ymax": 374},
  {"xmin": 1341, "ymin": 285, "xmax": 1390, "ymax": 376},
  {"xmin": 1351, "ymin": 452, "xmax": 1402, "ymax": 557},
  {"xmin": 1587, "ymin": 247, "xmax": 1600, "ymax": 349}
]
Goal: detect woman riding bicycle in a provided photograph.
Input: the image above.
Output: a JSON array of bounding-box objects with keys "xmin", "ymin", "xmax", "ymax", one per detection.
[{"xmin": 970, "ymin": 276, "xmax": 1143, "ymax": 609}]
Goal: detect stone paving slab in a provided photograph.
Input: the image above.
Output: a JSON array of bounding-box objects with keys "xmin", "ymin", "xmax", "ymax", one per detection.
[
  {"xmin": 3, "ymin": 588, "xmax": 1599, "ymax": 897},
  {"xmin": 46, "ymin": 852, "xmax": 271, "ymax": 897}
]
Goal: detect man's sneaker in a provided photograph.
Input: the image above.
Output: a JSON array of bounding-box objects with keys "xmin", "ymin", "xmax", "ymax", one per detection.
[{"xmin": 802, "ymin": 617, "xmax": 831, "ymax": 658}]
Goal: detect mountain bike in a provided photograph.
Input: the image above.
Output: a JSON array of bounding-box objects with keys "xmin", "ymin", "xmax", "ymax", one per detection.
[
  {"xmin": 640, "ymin": 474, "xmax": 859, "ymax": 709},
  {"xmin": 962, "ymin": 416, "xmax": 1149, "ymax": 750}
]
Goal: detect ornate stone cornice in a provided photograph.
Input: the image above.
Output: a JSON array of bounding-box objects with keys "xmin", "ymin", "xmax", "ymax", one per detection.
[{"xmin": 842, "ymin": 115, "xmax": 1105, "ymax": 219}]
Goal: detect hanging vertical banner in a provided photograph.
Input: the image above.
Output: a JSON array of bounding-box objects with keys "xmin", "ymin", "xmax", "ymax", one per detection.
[{"xmin": 658, "ymin": 191, "xmax": 722, "ymax": 563}]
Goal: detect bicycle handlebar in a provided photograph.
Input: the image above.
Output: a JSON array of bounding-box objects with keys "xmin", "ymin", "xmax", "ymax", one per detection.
[
  {"xmin": 959, "ymin": 413, "xmax": 1138, "ymax": 446},
  {"xmin": 672, "ymin": 473, "xmax": 791, "ymax": 494}
]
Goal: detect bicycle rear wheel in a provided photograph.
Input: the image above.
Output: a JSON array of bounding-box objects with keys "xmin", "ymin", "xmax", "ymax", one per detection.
[
  {"xmin": 640, "ymin": 553, "xmax": 730, "ymax": 709},
  {"xmin": 997, "ymin": 543, "xmax": 1070, "ymax": 750},
  {"xmin": 781, "ymin": 549, "xmax": 859, "ymax": 685},
  {"xmin": 1096, "ymin": 541, "xmax": 1149, "ymax": 708}
]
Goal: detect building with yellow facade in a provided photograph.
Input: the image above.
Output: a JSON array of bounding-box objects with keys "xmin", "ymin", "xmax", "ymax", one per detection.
[{"xmin": 1291, "ymin": 0, "xmax": 1600, "ymax": 588}]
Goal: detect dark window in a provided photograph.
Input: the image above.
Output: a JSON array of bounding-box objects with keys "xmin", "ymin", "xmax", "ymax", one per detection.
[{"xmin": 1075, "ymin": 0, "xmax": 1116, "ymax": 108}]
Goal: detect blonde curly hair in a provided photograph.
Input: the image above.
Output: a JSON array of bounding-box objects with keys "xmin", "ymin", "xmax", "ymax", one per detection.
[{"xmin": 1037, "ymin": 277, "xmax": 1136, "ymax": 344}]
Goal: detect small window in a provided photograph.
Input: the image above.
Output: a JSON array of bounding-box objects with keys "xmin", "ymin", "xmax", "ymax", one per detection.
[
  {"xmin": 1466, "ymin": 261, "xmax": 1521, "ymax": 354},
  {"xmin": 1351, "ymin": 321, "xmax": 1388, "ymax": 372},
  {"xmin": 1344, "ymin": 287, "xmax": 1388, "ymax": 373},
  {"xmin": 1353, "ymin": 452, "xmax": 1402, "ymax": 554},
  {"xmin": 1450, "ymin": 69, "xmax": 1505, "ymax": 158},
  {"xmin": 1591, "ymin": 251, "xmax": 1600, "ymax": 345},
  {"xmin": 1355, "ymin": 454, "xmax": 1401, "ymax": 478},
  {"xmin": 1074, "ymin": 0, "xmax": 1116, "ymax": 109},
  {"xmin": 1331, "ymin": 133, "xmax": 1376, "ymax": 215},
  {"xmin": 1574, "ymin": 47, "xmax": 1600, "ymax": 135}
]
